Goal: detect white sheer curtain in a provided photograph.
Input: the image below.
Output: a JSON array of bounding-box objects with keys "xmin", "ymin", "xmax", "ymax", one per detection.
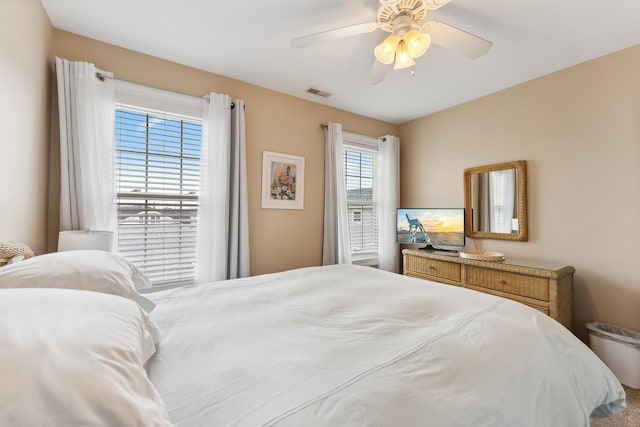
[
  {"xmin": 322, "ymin": 122, "xmax": 351, "ymax": 265},
  {"xmin": 196, "ymin": 94, "xmax": 249, "ymax": 282},
  {"xmin": 55, "ymin": 57, "xmax": 115, "ymax": 232},
  {"xmin": 377, "ymin": 135, "xmax": 400, "ymax": 272},
  {"xmin": 489, "ymin": 169, "xmax": 516, "ymax": 233}
]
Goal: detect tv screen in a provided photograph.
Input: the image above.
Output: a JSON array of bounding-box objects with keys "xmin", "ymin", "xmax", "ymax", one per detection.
[{"xmin": 396, "ymin": 208, "xmax": 465, "ymax": 251}]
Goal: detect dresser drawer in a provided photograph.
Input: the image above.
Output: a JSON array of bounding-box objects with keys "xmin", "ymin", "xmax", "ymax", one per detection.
[
  {"xmin": 526, "ymin": 304, "xmax": 550, "ymax": 316},
  {"xmin": 405, "ymin": 257, "xmax": 461, "ymax": 282},
  {"xmin": 465, "ymin": 266, "xmax": 549, "ymax": 302}
]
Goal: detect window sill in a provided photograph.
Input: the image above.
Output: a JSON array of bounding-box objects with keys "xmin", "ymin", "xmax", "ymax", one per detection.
[
  {"xmin": 138, "ymin": 279, "xmax": 195, "ymax": 293},
  {"xmin": 352, "ymin": 256, "xmax": 379, "ymax": 268}
]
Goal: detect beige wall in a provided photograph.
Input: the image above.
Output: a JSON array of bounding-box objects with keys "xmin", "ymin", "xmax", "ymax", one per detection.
[
  {"xmin": 399, "ymin": 45, "xmax": 640, "ymax": 340},
  {"xmin": 0, "ymin": 0, "xmax": 52, "ymax": 254},
  {"xmin": 6, "ymin": 3, "xmax": 636, "ymax": 340},
  {"xmin": 50, "ymin": 30, "xmax": 399, "ymax": 275}
]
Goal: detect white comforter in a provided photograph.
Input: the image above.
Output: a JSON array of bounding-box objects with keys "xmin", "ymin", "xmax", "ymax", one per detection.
[{"xmin": 147, "ymin": 264, "xmax": 624, "ymax": 427}]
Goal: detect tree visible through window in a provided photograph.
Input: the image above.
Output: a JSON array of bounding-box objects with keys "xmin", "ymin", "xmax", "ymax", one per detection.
[{"xmin": 114, "ymin": 107, "xmax": 202, "ymax": 285}]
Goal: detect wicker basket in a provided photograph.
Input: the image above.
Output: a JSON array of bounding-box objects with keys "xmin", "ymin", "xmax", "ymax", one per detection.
[
  {"xmin": 459, "ymin": 249, "xmax": 505, "ymax": 262},
  {"xmin": 0, "ymin": 241, "xmax": 35, "ymax": 267}
]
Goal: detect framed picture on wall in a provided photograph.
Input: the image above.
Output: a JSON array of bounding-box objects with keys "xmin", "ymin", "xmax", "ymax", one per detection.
[{"xmin": 261, "ymin": 151, "xmax": 305, "ymax": 210}]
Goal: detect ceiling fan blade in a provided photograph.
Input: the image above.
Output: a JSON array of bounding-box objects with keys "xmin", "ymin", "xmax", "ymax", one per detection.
[
  {"xmin": 369, "ymin": 60, "xmax": 391, "ymax": 85},
  {"xmin": 292, "ymin": 22, "xmax": 378, "ymax": 48},
  {"xmin": 423, "ymin": 20, "xmax": 492, "ymax": 59}
]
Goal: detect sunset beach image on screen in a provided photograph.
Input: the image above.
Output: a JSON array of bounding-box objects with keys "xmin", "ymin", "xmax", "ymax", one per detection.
[{"xmin": 396, "ymin": 208, "xmax": 465, "ymax": 249}]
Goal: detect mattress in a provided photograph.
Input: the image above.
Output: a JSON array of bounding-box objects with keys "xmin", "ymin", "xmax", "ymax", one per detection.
[{"xmin": 146, "ymin": 264, "xmax": 625, "ymax": 427}]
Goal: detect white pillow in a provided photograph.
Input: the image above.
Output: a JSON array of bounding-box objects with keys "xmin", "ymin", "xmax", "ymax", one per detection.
[
  {"xmin": 0, "ymin": 250, "xmax": 155, "ymax": 312},
  {"xmin": 0, "ymin": 288, "xmax": 172, "ymax": 427}
]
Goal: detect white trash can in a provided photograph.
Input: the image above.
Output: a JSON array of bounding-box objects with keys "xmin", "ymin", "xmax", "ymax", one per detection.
[{"xmin": 587, "ymin": 321, "xmax": 640, "ymax": 389}]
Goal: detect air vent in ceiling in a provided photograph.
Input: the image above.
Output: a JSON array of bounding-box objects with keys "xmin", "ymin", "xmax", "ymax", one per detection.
[{"xmin": 306, "ymin": 87, "xmax": 332, "ymax": 98}]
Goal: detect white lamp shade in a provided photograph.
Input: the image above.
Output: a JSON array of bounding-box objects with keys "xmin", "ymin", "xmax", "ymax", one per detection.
[
  {"xmin": 58, "ymin": 230, "xmax": 114, "ymax": 252},
  {"xmin": 405, "ymin": 30, "xmax": 431, "ymax": 58},
  {"xmin": 393, "ymin": 40, "xmax": 415, "ymax": 70},
  {"xmin": 374, "ymin": 34, "xmax": 400, "ymax": 64}
]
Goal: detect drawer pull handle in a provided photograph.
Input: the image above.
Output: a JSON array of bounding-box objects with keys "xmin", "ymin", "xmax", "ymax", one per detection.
[
  {"xmin": 429, "ymin": 266, "xmax": 436, "ymax": 270},
  {"xmin": 499, "ymin": 279, "xmax": 507, "ymax": 285}
]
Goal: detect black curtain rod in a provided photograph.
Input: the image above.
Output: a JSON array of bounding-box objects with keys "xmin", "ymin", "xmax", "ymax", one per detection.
[
  {"xmin": 96, "ymin": 72, "xmax": 238, "ymax": 109},
  {"xmin": 320, "ymin": 123, "xmax": 387, "ymax": 141}
]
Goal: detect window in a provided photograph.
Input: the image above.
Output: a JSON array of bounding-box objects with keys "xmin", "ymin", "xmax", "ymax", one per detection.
[
  {"xmin": 114, "ymin": 107, "xmax": 202, "ymax": 285},
  {"xmin": 343, "ymin": 136, "xmax": 378, "ymax": 263}
]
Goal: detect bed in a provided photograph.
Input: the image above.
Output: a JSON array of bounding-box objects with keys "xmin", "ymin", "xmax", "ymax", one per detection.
[{"xmin": 0, "ymin": 251, "xmax": 626, "ymax": 426}]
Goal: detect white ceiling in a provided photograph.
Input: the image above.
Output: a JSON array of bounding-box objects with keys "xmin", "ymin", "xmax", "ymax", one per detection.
[{"xmin": 40, "ymin": 0, "xmax": 640, "ymax": 124}]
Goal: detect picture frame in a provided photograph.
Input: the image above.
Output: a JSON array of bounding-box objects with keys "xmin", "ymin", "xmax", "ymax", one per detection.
[{"xmin": 261, "ymin": 151, "xmax": 305, "ymax": 210}]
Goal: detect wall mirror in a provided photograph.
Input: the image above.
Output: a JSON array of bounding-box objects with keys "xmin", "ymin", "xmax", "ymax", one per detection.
[{"xmin": 464, "ymin": 160, "xmax": 528, "ymax": 241}]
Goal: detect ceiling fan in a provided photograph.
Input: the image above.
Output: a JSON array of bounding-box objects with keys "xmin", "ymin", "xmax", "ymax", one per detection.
[{"xmin": 292, "ymin": 0, "xmax": 492, "ymax": 84}]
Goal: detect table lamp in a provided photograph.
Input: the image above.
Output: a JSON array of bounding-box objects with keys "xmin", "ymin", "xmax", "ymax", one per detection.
[{"xmin": 57, "ymin": 229, "xmax": 114, "ymax": 252}]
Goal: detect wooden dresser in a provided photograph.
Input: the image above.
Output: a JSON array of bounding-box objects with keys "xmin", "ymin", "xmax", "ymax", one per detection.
[{"xmin": 402, "ymin": 249, "xmax": 574, "ymax": 330}]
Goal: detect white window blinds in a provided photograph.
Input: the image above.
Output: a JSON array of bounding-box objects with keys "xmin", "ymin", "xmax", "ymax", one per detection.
[
  {"xmin": 343, "ymin": 141, "xmax": 378, "ymax": 262},
  {"xmin": 115, "ymin": 106, "xmax": 202, "ymax": 285}
]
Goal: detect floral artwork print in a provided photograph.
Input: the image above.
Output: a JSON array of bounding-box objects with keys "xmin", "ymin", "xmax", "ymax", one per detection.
[
  {"xmin": 261, "ymin": 151, "xmax": 304, "ymax": 210},
  {"xmin": 270, "ymin": 162, "xmax": 296, "ymax": 200}
]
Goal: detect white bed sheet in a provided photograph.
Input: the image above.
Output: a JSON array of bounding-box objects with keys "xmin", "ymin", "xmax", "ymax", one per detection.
[{"xmin": 147, "ymin": 264, "xmax": 624, "ymax": 427}]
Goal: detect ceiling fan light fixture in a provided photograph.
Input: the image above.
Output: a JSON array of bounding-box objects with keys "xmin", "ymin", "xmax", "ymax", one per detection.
[
  {"xmin": 393, "ymin": 40, "xmax": 415, "ymax": 70},
  {"xmin": 404, "ymin": 30, "xmax": 431, "ymax": 58},
  {"xmin": 374, "ymin": 34, "xmax": 399, "ymax": 64}
]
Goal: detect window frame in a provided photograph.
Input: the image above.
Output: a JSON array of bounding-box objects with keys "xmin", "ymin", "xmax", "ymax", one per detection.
[
  {"xmin": 113, "ymin": 81, "xmax": 204, "ymax": 288},
  {"xmin": 342, "ymin": 131, "xmax": 380, "ymax": 267}
]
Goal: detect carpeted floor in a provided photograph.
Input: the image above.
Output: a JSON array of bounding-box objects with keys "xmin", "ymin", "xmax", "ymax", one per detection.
[{"xmin": 591, "ymin": 386, "xmax": 640, "ymax": 427}]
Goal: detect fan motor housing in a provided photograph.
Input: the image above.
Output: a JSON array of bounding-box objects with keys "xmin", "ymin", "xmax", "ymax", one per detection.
[{"xmin": 377, "ymin": 0, "xmax": 428, "ymax": 33}]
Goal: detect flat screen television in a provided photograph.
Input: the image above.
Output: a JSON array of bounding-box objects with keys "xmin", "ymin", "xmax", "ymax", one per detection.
[{"xmin": 396, "ymin": 208, "xmax": 465, "ymax": 251}]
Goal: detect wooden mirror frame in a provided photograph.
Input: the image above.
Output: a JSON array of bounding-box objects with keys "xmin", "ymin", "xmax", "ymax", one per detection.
[{"xmin": 463, "ymin": 160, "xmax": 528, "ymax": 241}]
